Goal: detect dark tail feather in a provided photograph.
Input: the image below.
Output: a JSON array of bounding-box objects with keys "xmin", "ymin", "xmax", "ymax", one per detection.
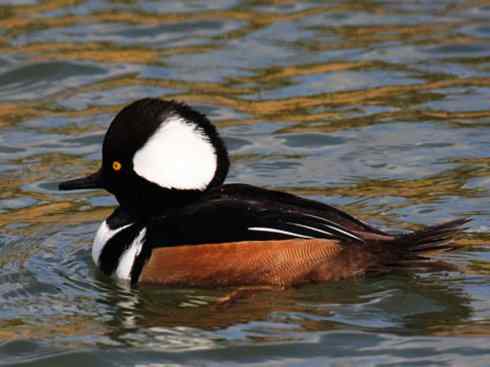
[
  {"xmin": 396, "ymin": 218, "xmax": 470, "ymax": 253},
  {"xmin": 375, "ymin": 218, "xmax": 470, "ymax": 272}
]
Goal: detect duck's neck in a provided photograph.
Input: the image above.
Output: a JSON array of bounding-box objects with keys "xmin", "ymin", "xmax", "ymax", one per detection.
[
  {"xmin": 113, "ymin": 184, "xmax": 204, "ymax": 218},
  {"xmin": 93, "ymin": 207, "xmax": 150, "ymax": 284}
]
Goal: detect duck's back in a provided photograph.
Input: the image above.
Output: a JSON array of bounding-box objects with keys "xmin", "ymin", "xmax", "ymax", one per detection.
[
  {"xmin": 138, "ymin": 184, "xmax": 468, "ymax": 287},
  {"xmin": 147, "ymin": 183, "xmax": 392, "ymax": 246}
]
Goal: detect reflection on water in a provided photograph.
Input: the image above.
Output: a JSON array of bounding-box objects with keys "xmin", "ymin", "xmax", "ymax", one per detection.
[{"xmin": 0, "ymin": 0, "xmax": 489, "ymax": 366}]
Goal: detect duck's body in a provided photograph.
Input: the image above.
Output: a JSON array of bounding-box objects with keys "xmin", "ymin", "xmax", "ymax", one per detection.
[{"xmin": 60, "ymin": 98, "xmax": 468, "ymax": 287}]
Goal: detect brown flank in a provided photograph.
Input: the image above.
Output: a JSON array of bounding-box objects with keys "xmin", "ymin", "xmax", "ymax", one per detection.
[{"xmin": 139, "ymin": 218, "xmax": 469, "ymax": 287}]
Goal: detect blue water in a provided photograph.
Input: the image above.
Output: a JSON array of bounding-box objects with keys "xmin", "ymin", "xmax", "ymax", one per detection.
[{"xmin": 0, "ymin": 1, "xmax": 489, "ymax": 366}]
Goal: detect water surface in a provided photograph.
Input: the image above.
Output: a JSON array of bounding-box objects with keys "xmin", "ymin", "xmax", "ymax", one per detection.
[{"xmin": 0, "ymin": 1, "xmax": 489, "ymax": 366}]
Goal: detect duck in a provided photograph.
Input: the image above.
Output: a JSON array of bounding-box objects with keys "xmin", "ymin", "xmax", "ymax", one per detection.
[{"xmin": 59, "ymin": 98, "xmax": 469, "ymax": 288}]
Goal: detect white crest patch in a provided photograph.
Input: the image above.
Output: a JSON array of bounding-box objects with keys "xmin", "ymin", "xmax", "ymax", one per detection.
[
  {"xmin": 92, "ymin": 220, "xmax": 131, "ymax": 266},
  {"xmin": 115, "ymin": 227, "xmax": 147, "ymax": 281},
  {"xmin": 133, "ymin": 115, "xmax": 217, "ymax": 190}
]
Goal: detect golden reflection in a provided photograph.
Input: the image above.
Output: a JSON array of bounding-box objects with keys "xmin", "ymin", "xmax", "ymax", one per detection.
[
  {"xmin": 281, "ymin": 166, "xmax": 485, "ymax": 204},
  {"xmin": 431, "ymin": 321, "xmax": 490, "ymax": 336},
  {"xmin": 0, "ymin": 202, "xmax": 69, "ymax": 226},
  {"xmin": 0, "ymin": 103, "xmax": 40, "ymax": 128},
  {"xmin": 233, "ymin": 60, "xmax": 379, "ymax": 84},
  {"xmin": 171, "ymin": 77, "xmax": 490, "ymax": 121},
  {"xmin": 93, "ymin": 273, "xmax": 476, "ymax": 339},
  {"xmin": 331, "ymin": 24, "xmax": 475, "ymax": 47},
  {"xmin": 0, "ymin": 315, "xmax": 106, "ymax": 342},
  {"xmin": 0, "ymin": 40, "xmax": 487, "ymax": 134},
  {"xmin": 0, "ymin": 0, "xmax": 487, "ymax": 358},
  {"xmin": 0, "ymin": 2, "xmax": 328, "ymax": 38},
  {"xmin": 16, "ymin": 42, "xmax": 161, "ymax": 64},
  {"xmin": 0, "ymin": 0, "xmax": 82, "ymax": 30}
]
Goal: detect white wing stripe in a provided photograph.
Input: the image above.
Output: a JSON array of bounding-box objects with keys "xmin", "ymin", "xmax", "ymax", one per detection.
[
  {"xmin": 248, "ymin": 227, "xmax": 313, "ymax": 239},
  {"xmin": 288, "ymin": 222, "xmax": 334, "ymax": 237},
  {"xmin": 302, "ymin": 213, "xmax": 363, "ymax": 242},
  {"xmin": 323, "ymin": 224, "xmax": 363, "ymax": 242}
]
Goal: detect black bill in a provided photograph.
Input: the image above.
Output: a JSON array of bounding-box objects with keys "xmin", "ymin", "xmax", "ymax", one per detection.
[{"xmin": 59, "ymin": 170, "xmax": 104, "ymax": 191}]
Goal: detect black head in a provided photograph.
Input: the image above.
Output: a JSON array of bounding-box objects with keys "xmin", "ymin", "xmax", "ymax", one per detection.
[{"xmin": 59, "ymin": 98, "xmax": 229, "ymax": 216}]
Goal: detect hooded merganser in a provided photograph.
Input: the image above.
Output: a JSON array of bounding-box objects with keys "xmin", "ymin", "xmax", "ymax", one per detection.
[{"xmin": 59, "ymin": 98, "xmax": 469, "ymax": 287}]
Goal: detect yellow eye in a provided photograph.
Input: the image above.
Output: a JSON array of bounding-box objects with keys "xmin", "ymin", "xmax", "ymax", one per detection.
[{"xmin": 112, "ymin": 161, "xmax": 122, "ymax": 171}]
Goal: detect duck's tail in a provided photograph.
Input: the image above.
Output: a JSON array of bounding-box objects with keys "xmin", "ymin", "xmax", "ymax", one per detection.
[
  {"xmin": 374, "ymin": 218, "xmax": 470, "ymax": 272},
  {"xmin": 397, "ymin": 218, "xmax": 470, "ymax": 251}
]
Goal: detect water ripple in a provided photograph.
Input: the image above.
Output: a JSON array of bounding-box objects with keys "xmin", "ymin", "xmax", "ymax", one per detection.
[{"xmin": 0, "ymin": 0, "xmax": 488, "ymax": 366}]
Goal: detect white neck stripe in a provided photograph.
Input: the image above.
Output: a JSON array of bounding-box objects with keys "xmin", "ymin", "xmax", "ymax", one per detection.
[
  {"xmin": 93, "ymin": 221, "xmax": 132, "ymax": 266},
  {"xmin": 115, "ymin": 227, "xmax": 147, "ymax": 281}
]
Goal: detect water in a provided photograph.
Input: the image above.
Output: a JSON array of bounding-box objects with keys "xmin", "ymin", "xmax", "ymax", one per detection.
[{"xmin": 0, "ymin": 0, "xmax": 489, "ymax": 365}]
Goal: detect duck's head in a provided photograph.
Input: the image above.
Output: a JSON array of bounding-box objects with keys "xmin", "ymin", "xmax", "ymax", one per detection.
[{"xmin": 59, "ymin": 98, "xmax": 229, "ymax": 216}]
